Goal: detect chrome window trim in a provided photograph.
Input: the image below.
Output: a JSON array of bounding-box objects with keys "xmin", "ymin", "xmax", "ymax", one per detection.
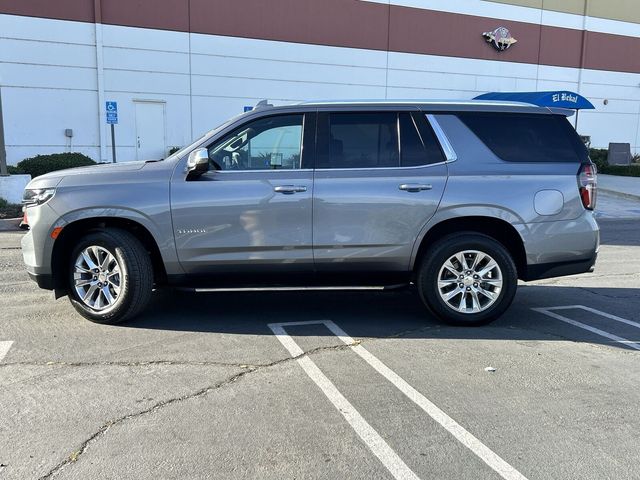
[
  {"xmin": 213, "ymin": 168, "xmax": 313, "ymax": 174},
  {"xmin": 313, "ymin": 161, "xmax": 447, "ymax": 172},
  {"xmin": 426, "ymin": 114, "xmax": 458, "ymax": 163}
]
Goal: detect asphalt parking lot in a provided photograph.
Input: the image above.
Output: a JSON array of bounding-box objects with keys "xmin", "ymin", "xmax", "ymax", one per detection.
[{"xmin": 1, "ymin": 214, "xmax": 639, "ymax": 480}]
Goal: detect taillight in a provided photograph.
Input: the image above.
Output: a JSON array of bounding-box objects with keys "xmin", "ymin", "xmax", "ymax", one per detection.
[{"xmin": 578, "ymin": 163, "xmax": 597, "ymax": 210}]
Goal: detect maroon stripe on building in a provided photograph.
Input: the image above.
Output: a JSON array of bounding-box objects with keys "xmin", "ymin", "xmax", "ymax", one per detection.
[
  {"xmin": 101, "ymin": 0, "xmax": 190, "ymax": 32},
  {"xmin": 388, "ymin": 6, "xmax": 583, "ymax": 68},
  {"xmin": 0, "ymin": 0, "xmax": 94, "ymax": 23},
  {"xmin": 189, "ymin": 0, "xmax": 390, "ymax": 51},
  {"xmin": 1, "ymin": 0, "xmax": 639, "ymax": 74},
  {"xmin": 584, "ymin": 31, "xmax": 640, "ymax": 74}
]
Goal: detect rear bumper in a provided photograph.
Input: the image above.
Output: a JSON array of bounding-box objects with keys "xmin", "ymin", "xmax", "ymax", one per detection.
[
  {"xmin": 516, "ymin": 212, "xmax": 599, "ymax": 281},
  {"xmin": 522, "ymin": 253, "xmax": 597, "ymax": 281}
]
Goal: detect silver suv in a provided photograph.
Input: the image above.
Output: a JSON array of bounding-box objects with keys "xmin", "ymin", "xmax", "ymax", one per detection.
[{"xmin": 21, "ymin": 100, "xmax": 599, "ymax": 326}]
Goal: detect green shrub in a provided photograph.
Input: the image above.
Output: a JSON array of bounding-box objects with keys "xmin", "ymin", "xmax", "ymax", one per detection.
[
  {"xmin": 588, "ymin": 148, "xmax": 640, "ymax": 176},
  {"xmin": 599, "ymin": 164, "xmax": 640, "ymax": 177},
  {"xmin": 0, "ymin": 198, "xmax": 23, "ymax": 219},
  {"xmin": 588, "ymin": 148, "xmax": 608, "ymax": 170},
  {"xmin": 12, "ymin": 152, "xmax": 96, "ymax": 178}
]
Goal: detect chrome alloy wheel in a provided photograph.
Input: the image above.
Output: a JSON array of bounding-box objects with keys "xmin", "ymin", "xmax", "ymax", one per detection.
[
  {"xmin": 73, "ymin": 246, "xmax": 122, "ymax": 311},
  {"xmin": 437, "ymin": 250, "xmax": 503, "ymax": 314}
]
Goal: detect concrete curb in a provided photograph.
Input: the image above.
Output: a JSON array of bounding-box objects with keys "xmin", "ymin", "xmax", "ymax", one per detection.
[
  {"xmin": 0, "ymin": 218, "xmax": 22, "ymax": 232},
  {"xmin": 600, "ymin": 188, "xmax": 640, "ymax": 202}
]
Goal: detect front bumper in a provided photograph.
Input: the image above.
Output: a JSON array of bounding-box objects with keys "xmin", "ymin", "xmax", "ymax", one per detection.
[
  {"xmin": 27, "ymin": 271, "xmax": 54, "ymax": 290},
  {"xmin": 21, "ymin": 203, "xmax": 61, "ymax": 284}
]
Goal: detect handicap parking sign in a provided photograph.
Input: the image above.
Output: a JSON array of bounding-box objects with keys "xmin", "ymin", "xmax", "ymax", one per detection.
[{"xmin": 106, "ymin": 101, "xmax": 118, "ymax": 124}]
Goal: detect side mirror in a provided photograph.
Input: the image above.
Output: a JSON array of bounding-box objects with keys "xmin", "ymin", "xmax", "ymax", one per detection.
[{"xmin": 186, "ymin": 148, "xmax": 210, "ymax": 180}]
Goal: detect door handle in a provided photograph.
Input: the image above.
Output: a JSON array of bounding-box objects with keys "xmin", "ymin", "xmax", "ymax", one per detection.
[
  {"xmin": 398, "ymin": 183, "xmax": 433, "ymax": 192},
  {"xmin": 274, "ymin": 185, "xmax": 307, "ymax": 194}
]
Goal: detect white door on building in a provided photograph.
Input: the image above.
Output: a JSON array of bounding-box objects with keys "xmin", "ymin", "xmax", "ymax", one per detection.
[{"xmin": 134, "ymin": 101, "xmax": 166, "ymax": 160}]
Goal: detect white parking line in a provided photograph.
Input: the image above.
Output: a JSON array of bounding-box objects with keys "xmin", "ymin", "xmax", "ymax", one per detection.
[
  {"xmin": 0, "ymin": 341, "xmax": 13, "ymax": 362},
  {"xmin": 269, "ymin": 322, "xmax": 419, "ymax": 480},
  {"xmin": 269, "ymin": 320, "xmax": 528, "ymax": 480},
  {"xmin": 532, "ymin": 306, "xmax": 640, "ymax": 351},
  {"xmin": 540, "ymin": 305, "xmax": 640, "ymax": 331}
]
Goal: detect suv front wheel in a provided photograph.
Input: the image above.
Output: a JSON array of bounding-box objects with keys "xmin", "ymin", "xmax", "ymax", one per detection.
[
  {"xmin": 68, "ymin": 229, "xmax": 153, "ymax": 324},
  {"xmin": 417, "ymin": 233, "xmax": 517, "ymax": 326}
]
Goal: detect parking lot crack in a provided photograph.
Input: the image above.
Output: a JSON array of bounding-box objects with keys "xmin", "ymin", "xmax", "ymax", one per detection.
[
  {"xmin": 37, "ymin": 341, "xmax": 354, "ymax": 480},
  {"xmin": 2, "ymin": 348, "xmax": 357, "ymax": 369},
  {"xmin": 385, "ymin": 325, "xmax": 439, "ymax": 339},
  {"xmin": 1, "ymin": 360, "xmax": 261, "ymax": 368},
  {"xmin": 0, "ymin": 281, "xmax": 31, "ymax": 287}
]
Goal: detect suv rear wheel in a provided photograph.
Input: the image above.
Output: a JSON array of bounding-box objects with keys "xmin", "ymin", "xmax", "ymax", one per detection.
[
  {"xmin": 68, "ymin": 229, "xmax": 153, "ymax": 324},
  {"xmin": 417, "ymin": 233, "xmax": 517, "ymax": 326}
]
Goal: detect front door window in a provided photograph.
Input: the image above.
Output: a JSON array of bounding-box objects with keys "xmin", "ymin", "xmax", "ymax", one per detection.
[{"xmin": 207, "ymin": 114, "xmax": 303, "ymax": 171}]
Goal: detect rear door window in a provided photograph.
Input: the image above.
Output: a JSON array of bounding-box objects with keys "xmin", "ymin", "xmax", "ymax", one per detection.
[
  {"xmin": 457, "ymin": 113, "xmax": 588, "ymax": 163},
  {"xmin": 317, "ymin": 112, "xmax": 399, "ymax": 169}
]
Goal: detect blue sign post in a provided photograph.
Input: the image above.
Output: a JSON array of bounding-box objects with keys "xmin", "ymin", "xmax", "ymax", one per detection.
[{"xmin": 105, "ymin": 101, "xmax": 118, "ymax": 163}]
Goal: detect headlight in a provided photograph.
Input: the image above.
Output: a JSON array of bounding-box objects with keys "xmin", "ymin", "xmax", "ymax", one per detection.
[{"xmin": 23, "ymin": 188, "xmax": 56, "ymax": 207}]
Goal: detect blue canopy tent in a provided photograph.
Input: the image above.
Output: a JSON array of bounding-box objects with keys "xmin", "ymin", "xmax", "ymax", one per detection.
[{"xmin": 473, "ymin": 91, "xmax": 595, "ymax": 130}]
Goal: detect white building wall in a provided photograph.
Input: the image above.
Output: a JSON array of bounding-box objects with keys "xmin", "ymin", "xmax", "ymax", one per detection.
[
  {"xmin": 101, "ymin": 24, "xmax": 191, "ymax": 162},
  {"xmin": 0, "ymin": 15, "xmax": 100, "ymax": 163},
  {"xmin": 2, "ymin": 12, "xmax": 640, "ymax": 165}
]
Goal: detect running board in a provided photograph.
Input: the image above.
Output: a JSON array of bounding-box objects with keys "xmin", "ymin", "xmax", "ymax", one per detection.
[{"xmin": 173, "ymin": 284, "xmax": 411, "ymax": 293}]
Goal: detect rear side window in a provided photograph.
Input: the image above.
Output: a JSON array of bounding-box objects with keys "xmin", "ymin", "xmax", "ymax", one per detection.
[
  {"xmin": 400, "ymin": 113, "xmax": 445, "ymax": 166},
  {"xmin": 318, "ymin": 112, "xmax": 398, "ymax": 169},
  {"xmin": 457, "ymin": 113, "xmax": 588, "ymax": 163}
]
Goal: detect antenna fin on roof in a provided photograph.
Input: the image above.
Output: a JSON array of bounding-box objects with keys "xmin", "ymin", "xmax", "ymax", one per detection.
[{"xmin": 254, "ymin": 99, "xmax": 273, "ymax": 109}]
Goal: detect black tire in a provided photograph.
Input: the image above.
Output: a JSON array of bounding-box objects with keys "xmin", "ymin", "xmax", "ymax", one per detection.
[
  {"xmin": 416, "ymin": 232, "xmax": 517, "ymax": 326},
  {"xmin": 68, "ymin": 228, "xmax": 153, "ymax": 324}
]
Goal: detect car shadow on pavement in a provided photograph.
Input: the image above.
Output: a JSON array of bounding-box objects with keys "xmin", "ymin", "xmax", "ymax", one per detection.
[{"xmin": 122, "ymin": 284, "xmax": 640, "ymax": 351}]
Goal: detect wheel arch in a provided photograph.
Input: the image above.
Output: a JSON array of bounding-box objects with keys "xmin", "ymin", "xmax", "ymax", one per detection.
[
  {"xmin": 411, "ymin": 216, "xmax": 527, "ymax": 279},
  {"xmin": 51, "ymin": 216, "xmax": 167, "ymax": 294}
]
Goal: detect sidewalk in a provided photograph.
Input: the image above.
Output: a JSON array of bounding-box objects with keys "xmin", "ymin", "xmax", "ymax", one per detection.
[{"xmin": 598, "ymin": 174, "xmax": 640, "ymax": 201}]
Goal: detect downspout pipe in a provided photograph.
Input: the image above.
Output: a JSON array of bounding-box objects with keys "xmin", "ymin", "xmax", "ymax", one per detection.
[
  {"xmin": 0, "ymin": 82, "xmax": 7, "ymax": 176},
  {"xmin": 94, "ymin": 0, "xmax": 107, "ymax": 162},
  {"xmin": 576, "ymin": 0, "xmax": 590, "ymax": 132}
]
